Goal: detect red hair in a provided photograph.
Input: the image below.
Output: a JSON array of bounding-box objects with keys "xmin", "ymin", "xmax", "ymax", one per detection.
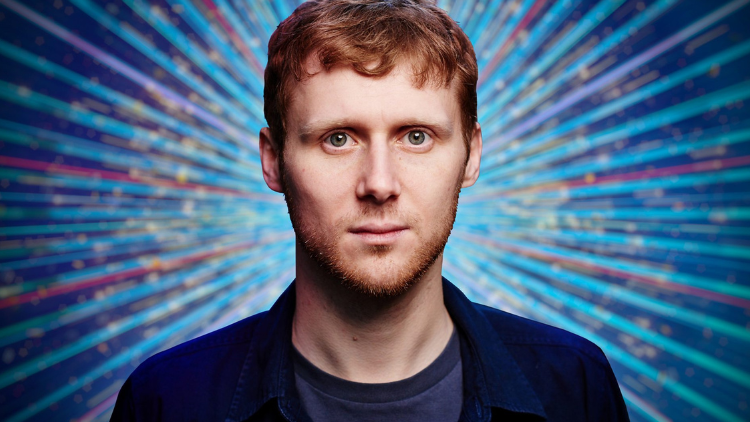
[{"xmin": 263, "ymin": 0, "xmax": 478, "ymax": 151}]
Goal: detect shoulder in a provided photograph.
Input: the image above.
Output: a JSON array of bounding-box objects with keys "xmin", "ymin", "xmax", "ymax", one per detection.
[
  {"xmin": 116, "ymin": 312, "xmax": 269, "ymax": 421},
  {"xmin": 133, "ymin": 311, "xmax": 266, "ymax": 381},
  {"xmin": 475, "ymin": 304, "xmax": 611, "ymax": 376},
  {"xmin": 473, "ymin": 303, "xmax": 629, "ymax": 420},
  {"xmin": 114, "ymin": 312, "xmax": 269, "ymax": 421},
  {"xmin": 475, "ymin": 302, "xmax": 608, "ymax": 367}
]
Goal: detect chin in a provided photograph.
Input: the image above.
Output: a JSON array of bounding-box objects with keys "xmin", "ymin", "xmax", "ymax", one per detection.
[
  {"xmin": 368, "ymin": 244, "xmax": 394, "ymax": 256},
  {"xmin": 339, "ymin": 270, "xmax": 422, "ymax": 298},
  {"xmin": 325, "ymin": 247, "xmax": 441, "ymax": 299}
]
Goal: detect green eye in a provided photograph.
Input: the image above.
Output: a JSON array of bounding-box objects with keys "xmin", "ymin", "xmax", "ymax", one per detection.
[
  {"xmin": 328, "ymin": 133, "xmax": 348, "ymax": 147},
  {"xmin": 407, "ymin": 131, "xmax": 427, "ymax": 145}
]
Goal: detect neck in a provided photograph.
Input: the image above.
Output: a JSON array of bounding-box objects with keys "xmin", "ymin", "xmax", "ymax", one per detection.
[{"xmin": 292, "ymin": 244, "xmax": 454, "ymax": 383}]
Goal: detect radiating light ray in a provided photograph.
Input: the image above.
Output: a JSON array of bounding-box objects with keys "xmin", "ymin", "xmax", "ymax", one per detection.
[
  {"xmin": 479, "ymin": 0, "xmax": 550, "ymax": 83},
  {"xmin": 478, "ymin": 0, "xmax": 627, "ymax": 111},
  {"xmin": 5, "ymin": 262, "xmax": 294, "ymax": 422},
  {"xmin": 481, "ymin": 0, "xmax": 680, "ymax": 132},
  {"xmin": 620, "ymin": 387, "xmax": 672, "ymax": 422},
  {"xmin": 68, "ymin": 0, "xmax": 263, "ymax": 130},
  {"xmin": 470, "ymin": 0, "xmax": 514, "ymax": 56},
  {"xmin": 481, "ymin": 0, "xmax": 583, "ymax": 93},
  {"xmin": 460, "ymin": 224, "xmax": 750, "ymax": 260},
  {"xmin": 475, "ymin": 127, "xmax": 750, "ymax": 193},
  {"xmin": 459, "ymin": 1, "xmax": 499, "ymax": 45},
  {"xmin": 1, "ymin": 1, "xmax": 748, "ymax": 421},
  {"xmin": 444, "ymin": 256, "xmax": 745, "ymax": 422},
  {"xmin": 449, "ymin": 239, "xmax": 750, "ymax": 388},
  {"xmin": 0, "ymin": 247, "xmax": 266, "ymax": 348},
  {"xmin": 0, "ymin": 169, "xmax": 271, "ymax": 201},
  {"xmin": 476, "ymin": 84, "xmax": 750, "ymax": 184},
  {"xmin": 0, "ymin": 216, "xmax": 260, "ymax": 236},
  {"xmin": 0, "ymin": 226, "xmax": 283, "ymax": 270},
  {"xmin": 0, "ymin": 155, "xmax": 264, "ymax": 197},
  {"xmin": 0, "ymin": 246, "xmax": 292, "ymax": 390},
  {"xmin": 483, "ymin": 0, "xmax": 750, "ymax": 152},
  {"xmin": 454, "ymin": 229, "xmax": 750, "ymax": 300},
  {"xmin": 0, "ymin": 123, "xmax": 261, "ymax": 192},
  {"xmin": 486, "ymin": 39, "xmax": 750, "ymax": 164},
  {"xmin": 0, "ymin": 39, "xmax": 254, "ymax": 162},
  {"xmin": 0, "ymin": 82, "xmax": 259, "ymax": 179},
  {"xmin": 0, "ymin": 232, "xmax": 293, "ymax": 308},
  {"xmin": 159, "ymin": 0, "xmax": 264, "ymax": 88},
  {"xmin": 0, "ymin": 0, "xmax": 258, "ymax": 147},
  {"xmin": 450, "ymin": 234, "xmax": 750, "ymax": 341}
]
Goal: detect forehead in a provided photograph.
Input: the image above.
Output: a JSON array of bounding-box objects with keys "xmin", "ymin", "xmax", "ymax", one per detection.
[{"xmin": 286, "ymin": 62, "xmax": 461, "ymax": 134}]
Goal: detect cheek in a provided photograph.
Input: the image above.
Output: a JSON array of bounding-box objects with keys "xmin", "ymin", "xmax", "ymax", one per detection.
[
  {"xmin": 412, "ymin": 184, "xmax": 455, "ymax": 218},
  {"xmin": 401, "ymin": 153, "xmax": 464, "ymax": 197},
  {"xmin": 285, "ymin": 163, "xmax": 349, "ymax": 220}
]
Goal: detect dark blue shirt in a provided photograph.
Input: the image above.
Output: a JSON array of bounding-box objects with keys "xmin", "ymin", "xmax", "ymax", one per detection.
[
  {"xmin": 111, "ymin": 278, "xmax": 630, "ymax": 421},
  {"xmin": 293, "ymin": 327, "xmax": 462, "ymax": 422}
]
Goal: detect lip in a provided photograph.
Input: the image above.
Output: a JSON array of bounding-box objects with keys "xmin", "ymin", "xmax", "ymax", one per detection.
[{"xmin": 349, "ymin": 223, "xmax": 408, "ymax": 245}]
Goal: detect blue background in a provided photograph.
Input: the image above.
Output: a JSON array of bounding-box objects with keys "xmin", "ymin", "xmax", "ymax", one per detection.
[{"xmin": 0, "ymin": 0, "xmax": 749, "ymax": 420}]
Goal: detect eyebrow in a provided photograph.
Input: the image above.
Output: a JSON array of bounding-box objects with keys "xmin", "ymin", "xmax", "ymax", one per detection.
[
  {"xmin": 296, "ymin": 118, "xmax": 455, "ymax": 141},
  {"xmin": 297, "ymin": 119, "xmax": 351, "ymax": 141}
]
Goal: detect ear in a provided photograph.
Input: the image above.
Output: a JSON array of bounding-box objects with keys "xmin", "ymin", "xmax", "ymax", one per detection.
[
  {"xmin": 461, "ymin": 122, "xmax": 482, "ymax": 188},
  {"xmin": 259, "ymin": 127, "xmax": 284, "ymax": 193}
]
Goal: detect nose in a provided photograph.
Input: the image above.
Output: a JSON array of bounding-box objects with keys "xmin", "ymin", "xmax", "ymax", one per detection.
[{"xmin": 355, "ymin": 141, "xmax": 401, "ymax": 204}]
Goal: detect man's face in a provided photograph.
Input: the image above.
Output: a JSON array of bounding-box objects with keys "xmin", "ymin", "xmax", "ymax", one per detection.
[{"xmin": 260, "ymin": 63, "xmax": 481, "ymax": 297}]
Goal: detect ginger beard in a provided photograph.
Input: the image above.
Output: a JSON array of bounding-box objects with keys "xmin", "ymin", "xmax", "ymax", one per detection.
[{"xmin": 281, "ymin": 160, "xmax": 464, "ymax": 298}]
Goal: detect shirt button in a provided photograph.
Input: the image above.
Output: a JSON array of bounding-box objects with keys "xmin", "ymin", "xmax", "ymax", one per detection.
[{"xmin": 471, "ymin": 396, "xmax": 484, "ymax": 420}]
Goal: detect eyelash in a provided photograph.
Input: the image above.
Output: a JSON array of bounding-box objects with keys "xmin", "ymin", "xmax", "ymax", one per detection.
[{"xmin": 322, "ymin": 130, "xmax": 433, "ymax": 149}]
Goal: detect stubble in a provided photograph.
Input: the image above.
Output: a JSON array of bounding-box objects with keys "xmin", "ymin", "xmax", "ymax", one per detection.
[{"xmin": 282, "ymin": 165, "xmax": 463, "ymax": 298}]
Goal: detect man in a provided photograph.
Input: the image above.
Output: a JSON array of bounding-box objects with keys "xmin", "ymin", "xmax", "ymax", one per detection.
[{"xmin": 112, "ymin": 1, "xmax": 629, "ymax": 421}]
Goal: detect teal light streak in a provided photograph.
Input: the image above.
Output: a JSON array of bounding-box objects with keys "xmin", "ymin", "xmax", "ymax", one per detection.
[
  {"xmin": 0, "ymin": 39, "xmax": 256, "ymax": 162},
  {"xmin": 492, "ymin": 127, "xmax": 750, "ymax": 191},
  {"xmin": 0, "ymin": 82, "xmax": 259, "ymax": 179},
  {"xmin": 451, "ymin": 238, "xmax": 750, "ymax": 389},
  {"xmin": 451, "ymin": 231, "xmax": 750, "ymax": 341},
  {"xmin": 68, "ymin": 0, "xmax": 263, "ymax": 132},
  {"xmin": 0, "ymin": 246, "xmax": 275, "ymax": 348},
  {"xmin": 0, "ymin": 248, "xmax": 293, "ymax": 390},
  {"xmin": 454, "ymin": 230, "xmax": 750, "ymax": 299},
  {"xmin": 0, "ymin": 123, "xmax": 266, "ymax": 192},
  {"xmin": 480, "ymin": 80, "xmax": 750, "ymax": 181},
  {"xmin": 486, "ymin": 39, "xmax": 750, "ymax": 167},
  {"xmin": 0, "ymin": 169, "xmax": 270, "ymax": 201},
  {"xmin": 479, "ymin": 0, "xmax": 627, "ymax": 107},
  {"xmin": 4, "ymin": 260, "xmax": 294, "ymax": 422},
  {"xmin": 444, "ymin": 256, "xmax": 745, "ymax": 422},
  {"xmin": 0, "ymin": 0, "xmax": 253, "ymax": 143},
  {"xmin": 480, "ymin": 0, "xmax": 679, "ymax": 130},
  {"xmin": 160, "ymin": 0, "xmax": 263, "ymax": 93},
  {"xmin": 476, "ymin": 0, "xmax": 537, "ymax": 71},
  {"xmin": 0, "ymin": 215, "xmax": 263, "ymax": 237},
  {"xmin": 0, "ymin": 225, "xmax": 288, "ymax": 270},
  {"xmin": 461, "ymin": 0, "xmax": 504, "ymax": 46}
]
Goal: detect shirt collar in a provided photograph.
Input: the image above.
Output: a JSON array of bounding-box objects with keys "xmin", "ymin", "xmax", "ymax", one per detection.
[
  {"xmin": 226, "ymin": 279, "xmax": 547, "ymax": 422},
  {"xmin": 225, "ymin": 282, "xmax": 301, "ymax": 422},
  {"xmin": 442, "ymin": 278, "xmax": 547, "ymax": 420}
]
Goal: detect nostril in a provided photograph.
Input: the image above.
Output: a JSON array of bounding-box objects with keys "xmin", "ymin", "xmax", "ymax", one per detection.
[{"xmin": 356, "ymin": 148, "xmax": 401, "ymax": 202}]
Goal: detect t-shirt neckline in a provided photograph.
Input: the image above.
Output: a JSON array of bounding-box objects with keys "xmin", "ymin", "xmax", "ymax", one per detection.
[{"xmin": 292, "ymin": 327, "xmax": 460, "ymax": 403}]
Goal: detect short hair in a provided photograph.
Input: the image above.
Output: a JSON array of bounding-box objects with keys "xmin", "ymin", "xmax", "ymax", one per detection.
[{"xmin": 263, "ymin": 0, "xmax": 478, "ymax": 152}]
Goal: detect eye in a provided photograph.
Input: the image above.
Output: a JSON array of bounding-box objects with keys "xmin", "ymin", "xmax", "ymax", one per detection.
[
  {"xmin": 327, "ymin": 132, "xmax": 350, "ymax": 147},
  {"xmin": 406, "ymin": 130, "xmax": 428, "ymax": 145}
]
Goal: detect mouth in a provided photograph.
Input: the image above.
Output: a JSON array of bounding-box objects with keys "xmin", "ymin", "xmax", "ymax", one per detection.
[{"xmin": 349, "ymin": 223, "xmax": 408, "ymax": 245}]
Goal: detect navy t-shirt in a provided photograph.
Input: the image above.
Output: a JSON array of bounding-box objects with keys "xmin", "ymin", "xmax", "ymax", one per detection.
[{"xmin": 293, "ymin": 329, "xmax": 462, "ymax": 422}]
